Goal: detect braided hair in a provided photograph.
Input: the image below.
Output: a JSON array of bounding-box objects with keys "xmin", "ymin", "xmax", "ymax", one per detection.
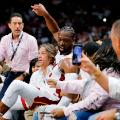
[{"xmin": 60, "ymin": 26, "xmax": 77, "ymax": 41}]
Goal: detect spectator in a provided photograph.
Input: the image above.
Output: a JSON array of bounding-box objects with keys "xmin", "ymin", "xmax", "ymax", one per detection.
[
  {"xmin": 0, "ymin": 58, "xmax": 39, "ymax": 119},
  {"xmin": 31, "ymin": 3, "xmax": 78, "ymax": 111},
  {"xmin": 80, "ymin": 19, "xmax": 120, "ymax": 120},
  {"xmin": 0, "ymin": 12, "xmax": 38, "ymax": 100},
  {"xmin": 47, "ymin": 39, "xmax": 120, "ymax": 120},
  {"xmin": 31, "ymin": 3, "xmax": 76, "ymax": 63},
  {"xmin": 0, "ymin": 43, "xmax": 60, "ymax": 119}
]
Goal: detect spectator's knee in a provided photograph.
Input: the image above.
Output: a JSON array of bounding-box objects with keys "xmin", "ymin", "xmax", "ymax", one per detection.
[{"xmin": 9, "ymin": 80, "xmax": 23, "ymax": 92}]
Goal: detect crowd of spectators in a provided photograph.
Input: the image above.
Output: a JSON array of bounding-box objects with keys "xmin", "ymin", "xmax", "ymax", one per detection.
[
  {"xmin": 0, "ymin": 0, "xmax": 119, "ymax": 45},
  {"xmin": 0, "ymin": 1, "xmax": 120, "ymax": 120}
]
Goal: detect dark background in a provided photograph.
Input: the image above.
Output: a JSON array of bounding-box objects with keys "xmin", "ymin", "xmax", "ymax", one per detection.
[{"xmin": 0, "ymin": 0, "xmax": 120, "ymax": 44}]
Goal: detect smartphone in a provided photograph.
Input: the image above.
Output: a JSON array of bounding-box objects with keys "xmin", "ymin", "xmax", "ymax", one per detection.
[{"xmin": 72, "ymin": 43, "xmax": 82, "ymax": 65}]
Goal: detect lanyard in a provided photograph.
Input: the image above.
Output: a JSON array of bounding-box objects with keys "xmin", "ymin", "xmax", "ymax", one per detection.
[{"xmin": 11, "ymin": 34, "xmax": 23, "ymax": 61}]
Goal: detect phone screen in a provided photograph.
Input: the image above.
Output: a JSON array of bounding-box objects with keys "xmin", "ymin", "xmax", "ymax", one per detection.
[{"xmin": 72, "ymin": 44, "xmax": 82, "ymax": 65}]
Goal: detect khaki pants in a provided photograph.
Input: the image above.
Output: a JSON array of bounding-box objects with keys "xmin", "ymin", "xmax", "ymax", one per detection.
[{"xmin": 24, "ymin": 110, "xmax": 35, "ymax": 120}]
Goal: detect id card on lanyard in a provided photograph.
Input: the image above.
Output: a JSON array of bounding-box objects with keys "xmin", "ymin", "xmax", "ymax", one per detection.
[{"xmin": 10, "ymin": 33, "xmax": 23, "ymax": 61}]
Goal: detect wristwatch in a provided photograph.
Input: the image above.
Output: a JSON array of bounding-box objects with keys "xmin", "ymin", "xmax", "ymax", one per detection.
[{"xmin": 115, "ymin": 109, "xmax": 120, "ymax": 120}]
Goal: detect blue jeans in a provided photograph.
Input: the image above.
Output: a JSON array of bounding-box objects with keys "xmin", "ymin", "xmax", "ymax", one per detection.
[
  {"xmin": 57, "ymin": 111, "xmax": 97, "ymax": 120},
  {"xmin": 33, "ymin": 111, "xmax": 97, "ymax": 120},
  {"xmin": 0, "ymin": 71, "xmax": 24, "ymax": 99},
  {"xmin": 88, "ymin": 112, "xmax": 103, "ymax": 120},
  {"xmin": 33, "ymin": 112, "xmax": 38, "ymax": 120}
]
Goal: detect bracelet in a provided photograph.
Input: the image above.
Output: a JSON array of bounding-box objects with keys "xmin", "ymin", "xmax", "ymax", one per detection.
[{"xmin": 92, "ymin": 69, "xmax": 101, "ymax": 79}]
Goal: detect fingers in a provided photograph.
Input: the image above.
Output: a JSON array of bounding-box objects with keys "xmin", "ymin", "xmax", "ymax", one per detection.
[
  {"xmin": 82, "ymin": 52, "xmax": 85, "ymax": 57},
  {"xmin": 51, "ymin": 110, "xmax": 57, "ymax": 118},
  {"xmin": 47, "ymin": 79, "xmax": 57, "ymax": 88},
  {"xmin": 96, "ymin": 116, "xmax": 104, "ymax": 120},
  {"xmin": 47, "ymin": 79, "xmax": 56, "ymax": 84},
  {"xmin": 81, "ymin": 52, "xmax": 89, "ymax": 61},
  {"xmin": 31, "ymin": 4, "xmax": 45, "ymax": 10},
  {"xmin": 51, "ymin": 109, "xmax": 60, "ymax": 118}
]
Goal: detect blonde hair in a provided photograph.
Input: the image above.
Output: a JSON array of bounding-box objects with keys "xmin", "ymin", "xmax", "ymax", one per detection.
[
  {"xmin": 111, "ymin": 19, "xmax": 120, "ymax": 40},
  {"xmin": 39, "ymin": 43, "xmax": 57, "ymax": 64}
]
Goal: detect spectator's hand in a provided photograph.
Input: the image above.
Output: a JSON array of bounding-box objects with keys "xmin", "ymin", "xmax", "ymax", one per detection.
[
  {"xmin": 47, "ymin": 79, "xmax": 57, "ymax": 88},
  {"xmin": 80, "ymin": 53, "xmax": 97, "ymax": 75},
  {"xmin": 15, "ymin": 75, "xmax": 24, "ymax": 81},
  {"xmin": 31, "ymin": 3, "xmax": 48, "ymax": 16},
  {"xmin": 96, "ymin": 109, "xmax": 116, "ymax": 120},
  {"xmin": 51, "ymin": 108, "xmax": 64, "ymax": 118}
]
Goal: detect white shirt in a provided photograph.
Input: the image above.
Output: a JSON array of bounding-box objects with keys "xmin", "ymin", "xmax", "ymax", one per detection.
[
  {"xmin": 55, "ymin": 51, "xmax": 65, "ymax": 64},
  {"xmin": 57, "ymin": 69, "xmax": 120, "ymax": 116},
  {"xmin": 109, "ymin": 77, "xmax": 120, "ymax": 100},
  {"xmin": 102, "ymin": 68, "xmax": 120, "ymax": 100},
  {"xmin": 30, "ymin": 64, "xmax": 63, "ymax": 96}
]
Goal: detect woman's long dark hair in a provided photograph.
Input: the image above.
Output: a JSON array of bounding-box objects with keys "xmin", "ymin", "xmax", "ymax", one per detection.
[
  {"xmin": 29, "ymin": 58, "xmax": 38, "ymax": 76},
  {"xmin": 92, "ymin": 39, "xmax": 120, "ymax": 74},
  {"xmin": 24, "ymin": 58, "xmax": 38, "ymax": 83}
]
